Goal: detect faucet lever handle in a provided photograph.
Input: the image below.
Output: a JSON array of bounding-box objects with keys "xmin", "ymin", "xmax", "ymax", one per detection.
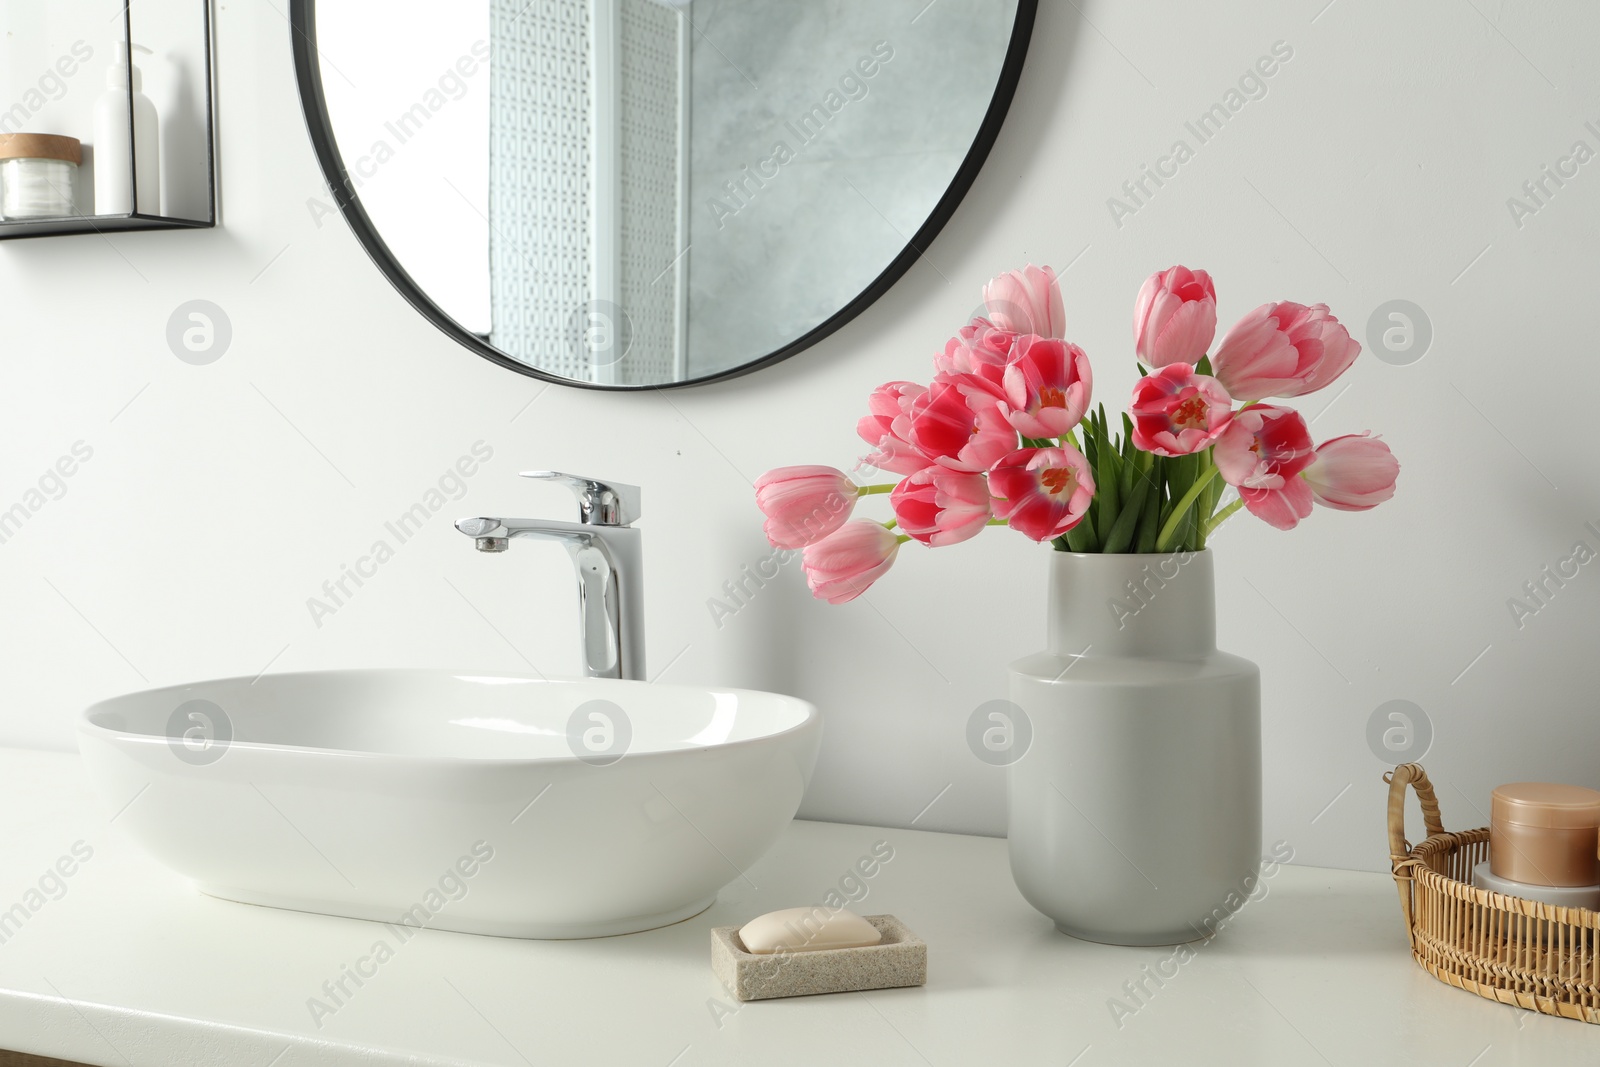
[{"xmin": 520, "ymin": 471, "xmax": 641, "ymax": 527}]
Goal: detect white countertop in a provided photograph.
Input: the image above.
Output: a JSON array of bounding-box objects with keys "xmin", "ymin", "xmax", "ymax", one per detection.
[{"xmin": 0, "ymin": 747, "xmax": 1591, "ymax": 1066}]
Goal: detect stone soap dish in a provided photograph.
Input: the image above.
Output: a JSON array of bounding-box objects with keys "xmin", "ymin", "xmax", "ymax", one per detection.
[{"xmin": 710, "ymin": 914, "xmax": 926, "ymax": 1001}]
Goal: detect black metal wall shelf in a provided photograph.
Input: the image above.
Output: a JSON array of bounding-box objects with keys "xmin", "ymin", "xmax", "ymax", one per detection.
[
  {"xmin": 0, "ymin": 212, "xmax": 213, "ymax": 240},
  {"xmin": 0, "ymin": 1, "xmax": 216, "ymax": 241}
]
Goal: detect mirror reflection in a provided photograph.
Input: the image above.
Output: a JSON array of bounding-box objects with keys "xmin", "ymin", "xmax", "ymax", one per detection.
[{"xmin": 312, "ymin": 0, "xmax": 1024, "ymax": 386}]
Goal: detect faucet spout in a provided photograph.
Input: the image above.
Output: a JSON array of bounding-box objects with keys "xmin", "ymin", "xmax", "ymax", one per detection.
[{"xmin": 457, "ymin": 519, "xmax": 511, "ymax": 553}]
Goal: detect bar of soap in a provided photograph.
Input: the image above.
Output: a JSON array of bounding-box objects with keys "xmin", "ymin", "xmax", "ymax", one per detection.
[{"xmin": 738, "ymin": 906, "xmax": 883, "ymax": 954}]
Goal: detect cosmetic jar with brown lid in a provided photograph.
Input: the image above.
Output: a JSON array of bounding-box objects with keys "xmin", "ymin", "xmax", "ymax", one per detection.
[
  {"xmin": 0, "ymin": 134, "xmax": 82, "ymax": 220},
  {"xmin": 1489, "ymin": 782, "xmax": 1600, "ymax": 887}
]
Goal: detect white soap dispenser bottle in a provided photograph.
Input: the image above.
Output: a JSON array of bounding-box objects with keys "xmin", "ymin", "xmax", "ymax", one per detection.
[{"xmin": 93, "ymin": 41, "xmax": 160, "ymax": 216}]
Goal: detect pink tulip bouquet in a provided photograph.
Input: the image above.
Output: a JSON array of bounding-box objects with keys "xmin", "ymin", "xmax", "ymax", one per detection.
[{"xmin": 756, "ymin": 265, "xmax": 1399, "ymax": 604}]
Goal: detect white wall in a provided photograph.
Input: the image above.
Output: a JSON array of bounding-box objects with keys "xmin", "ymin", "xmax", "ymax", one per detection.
[{"xmin": 1, "ymin": 0, "xmax": 1597, "ymax": 875}]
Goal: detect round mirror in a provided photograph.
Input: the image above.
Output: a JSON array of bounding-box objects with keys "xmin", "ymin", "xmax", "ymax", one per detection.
[{"xmin": 291, "ymin": 0, "xmax": 1037, "ymax": 389}]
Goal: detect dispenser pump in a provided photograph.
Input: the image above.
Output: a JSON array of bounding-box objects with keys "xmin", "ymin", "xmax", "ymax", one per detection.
[{"xmin": 106, "ymin": 42, "xmax": 152, "ymax": 92}]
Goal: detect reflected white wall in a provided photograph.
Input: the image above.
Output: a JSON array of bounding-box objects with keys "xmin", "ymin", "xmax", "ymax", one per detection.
[{"xmin": 318, "ymin": 0, "xmax": 490, "ymax": 334}]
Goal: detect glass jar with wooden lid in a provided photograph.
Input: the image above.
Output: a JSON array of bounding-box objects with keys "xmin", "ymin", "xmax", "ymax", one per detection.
[{"xmin": 0, "ymin": 133, "xmax": 83, "ymax": 220}]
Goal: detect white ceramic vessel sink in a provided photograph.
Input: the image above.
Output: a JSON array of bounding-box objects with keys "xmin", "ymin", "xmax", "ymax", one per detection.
[{"xmin": 77, "ymin": 669, "xmax": 820, "ymax": 938}]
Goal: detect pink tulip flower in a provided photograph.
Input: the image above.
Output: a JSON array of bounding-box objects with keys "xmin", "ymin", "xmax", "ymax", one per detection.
[
  {"xmin": 890, "ymin": 467, "xmax": 992, "ymax": 547},
  {"xmin": 1133, "ymin": 266, "xmax": 1218, "ymax": 368},
  {"xmin": 1211, "ymin": 301, "xmax": 1360, "ymax": 401},
  {"xmin": 1128, "ymin": 363, "xmax": 1234, "ymax": 457},
  {"xmin": 983, "ymin": 265, "xmax": 1064, "ymax": 339},
  {"xmin": 857, "ymin": 381, "xmax": 932, "ymax": 476},
  {"xmin": 1000, "ymin": 335, "xmax": 1094, "ymax": 440},
  {"xmin": 988, "ymin": 446, "xmax": 1096, "ymax": 542},
  {"xmin": 1234, "ymin": 481, "xmax": 1313, "ymax": 531},
  {"xmin": 754, "ymin": 465, "xmax": 858, "ymax": 549},
  {"xmin": 801, "ymin": 521, "xmax": 901, "ymax": 604},
  {"xmin": 1303, "ymin": 433, "xmax": 1399, "ymax": 511},
  {"xmin": 909, "ymin": 374, "xmax": 1018, "ymax": 474},
  {"xmin": 1214, "ymin": 405, "xmax": 1316, "ymax": 530},
  {"xmin": 934, "ymin": 318, "xmax": 1016, "ymax": 386}
]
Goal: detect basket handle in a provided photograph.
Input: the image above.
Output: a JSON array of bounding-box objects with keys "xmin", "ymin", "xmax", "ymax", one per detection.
[
  {"xmin": 1384, "ymin": 763, "xmax": 1446, "ymax": 953},
  {"xmin": 1385, "ymin": 762, "xmax": 1445, "ymax": 861}
]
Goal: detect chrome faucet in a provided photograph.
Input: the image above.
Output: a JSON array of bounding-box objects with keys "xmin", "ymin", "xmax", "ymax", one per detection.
[{"xmin": 456, "ymin": 472, "xmax": 644, "ymax": 681}]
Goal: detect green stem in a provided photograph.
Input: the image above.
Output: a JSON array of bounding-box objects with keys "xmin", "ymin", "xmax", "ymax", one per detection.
[
  {"xmin": 1154, "ymin": 464, "xmax": 1220, "ymax": 553},
  {"xmin": 882, "ymin": 518, "xmax": 899, "ymax": 531},
  {"xmin": 986, "ymin": 518, "xmax": 1009, "ymax": 526},
  {"xmin": 856, "ymin": 484, "xmax": 896, "ymax": 496},
  {"xmin": 894, "ymin": 534, "xmax": 913, "ymax": 544},
  {"xmin": 1202, "ymin": 497, "xmax": 1244, "ymax": 535},
  {"xmin": 1194, "ymin": 447, "xmax": 1217, "ymax": 551}
]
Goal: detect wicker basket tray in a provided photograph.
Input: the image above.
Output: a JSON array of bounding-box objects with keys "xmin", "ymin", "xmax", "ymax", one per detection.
[{"xmin": 1387, "ymin": 762, "xmax": 1600, "ymax": 1023}]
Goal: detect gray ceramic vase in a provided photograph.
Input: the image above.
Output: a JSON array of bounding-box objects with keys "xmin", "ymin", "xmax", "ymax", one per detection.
[{"xmin": 1007, "ymin": 549, "xmax": 1262, "ymax": 946}]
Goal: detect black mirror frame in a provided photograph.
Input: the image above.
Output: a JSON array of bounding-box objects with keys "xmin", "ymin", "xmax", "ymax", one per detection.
[{"xmin": 289, "ymin": 0, "xmax": 1039, "ymax": 391}]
